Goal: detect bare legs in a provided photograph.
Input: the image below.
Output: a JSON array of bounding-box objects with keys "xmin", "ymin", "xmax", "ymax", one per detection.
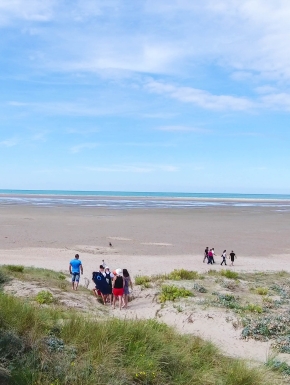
[{"xmin": 113, "ymin": 295, "xmax": 123, "ymax": 309}]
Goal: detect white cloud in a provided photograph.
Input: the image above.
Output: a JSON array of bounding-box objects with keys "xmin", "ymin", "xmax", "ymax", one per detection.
[
  {"xmin": 146, "ymin": 81, "xmax": 254, "ymax": 111},
  {"xmin": 0, "ymin": 138, "xmax": 18, "ymax": 147},
  {"xmin": 157, "ymin": 125, "xmax": 209, "ymax": 133},
  {"xmin": 70, "ymin": 143, "xmax": 98, "ymax": 153},
  {"xmin": 261, "ymin": 93, "xmax": 290, "ymax": 111},
  {"xmin": 85, "ymin": 163, "xmax": 178, "ymax": 173},
  {"xmin": 0, "ymin": 0, "xmax": 56, "ymax": 25}
]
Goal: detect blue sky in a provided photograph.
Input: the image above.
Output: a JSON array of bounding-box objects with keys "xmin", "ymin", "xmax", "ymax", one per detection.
[{"xmin": 0, "ymin": 0, "xmax": 289, "ymax": 193}]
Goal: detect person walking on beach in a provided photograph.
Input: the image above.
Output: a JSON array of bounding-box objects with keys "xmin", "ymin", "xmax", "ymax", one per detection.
[
  {"xmin": 69, "ymin": 254, "xmax": 83, "ymax": 290},
  {"xmin": 112, "ymin": 268, "xmax": 124, "ymax": 310},
  {"xmin": 122, "ymin": 268, "xmax": 133, "ymax": 309},
  {"xmin": 229, "ymin": 250, "xmax": 237, "ymax": 266},
  {"xmin": 207, "ymin": 249, "xmax": 214, "ymax": 264},
  {"xmin": 212, "ymin": 248, "xmax": 216, "ymax": 263},
  {"xmin": 203, "ymin": 247, "xmax": 209, "ymax": 263},
  {"xmin": 221, "ymin": 250, "xmax": 227, "ymax": 265}
]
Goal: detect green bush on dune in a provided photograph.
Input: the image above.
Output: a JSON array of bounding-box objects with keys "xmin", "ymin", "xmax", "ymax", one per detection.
[{"xmin": 0, "ymin": 291, "xmax": 282, "ymax": 385}]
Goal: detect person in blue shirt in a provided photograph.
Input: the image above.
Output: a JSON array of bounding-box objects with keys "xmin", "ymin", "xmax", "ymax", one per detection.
[{"xmin": 69, "ymin": 253, "xmax": 83, "ymax": 290}]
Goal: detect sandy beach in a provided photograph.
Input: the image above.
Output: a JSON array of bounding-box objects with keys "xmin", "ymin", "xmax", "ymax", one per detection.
[{"xmin": 1, "ymin": 202, "xmax": 290, "ymax": 364}]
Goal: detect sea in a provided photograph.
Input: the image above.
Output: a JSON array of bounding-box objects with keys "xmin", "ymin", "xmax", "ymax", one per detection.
[{"xmin": 0, "ymin": 189, "xmax": 290, "ymax": 210}]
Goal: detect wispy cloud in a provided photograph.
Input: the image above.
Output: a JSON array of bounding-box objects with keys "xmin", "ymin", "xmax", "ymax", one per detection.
[
  {"xmin": 146, "ymin": 81, "xmax": 254, "ymax": 111},
  {"xmin": 70, "ymin": 143, "xmax": 99, "ymax": 154},
  {"xmin": 85, "ymin": 163, "xmax": 178, "ymax": 173},
  {"xmin": 0, "ymin": 138, "xmax": 18, "ymax": 147},
  {"xmin": 66, "ymin": 128, "xmax": 99, "ymax": 135},
  {"xmin": 0, "ymin": 0, "xmax": 56, "ymax": 25},
  {"xmin": 260, "ymin": 92, "xmax": 290, "ymax": 111},
  {"xmin": 157, "ymin": 125, "xmax": 210, "ymax": 133}
]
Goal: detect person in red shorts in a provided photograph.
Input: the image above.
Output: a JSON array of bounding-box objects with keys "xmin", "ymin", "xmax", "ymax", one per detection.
[{"xmin": 112, "ymin": 268, "xmax": 124, "ymax": 310}]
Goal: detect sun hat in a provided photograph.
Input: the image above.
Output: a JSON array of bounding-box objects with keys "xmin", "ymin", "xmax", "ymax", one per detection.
[{"xmin": 116, "ymin": 268, "xmax": 122, "ymax": 276}]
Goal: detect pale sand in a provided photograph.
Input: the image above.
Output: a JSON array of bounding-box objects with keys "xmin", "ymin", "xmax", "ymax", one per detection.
[{"xmin": 1, "ymin": 204, "xmax": 290, "ymax": 364}]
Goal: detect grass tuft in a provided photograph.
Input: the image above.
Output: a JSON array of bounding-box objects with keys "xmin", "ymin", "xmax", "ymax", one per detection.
[
  {"xmin": 5, "ymin": 265, "xmax": 24, "ymax": 273},
  {"xmin": 167, "ymin": 269, "xmax": 199, "ymax": 280},
  {"xmin": 135, "ymin": 275, "xmax": 151, "ymax": 285},
  {"xmin": 220, "ymin": 269, "xmax": 239, "ymax": 279},
  {"xmin": 35, "ymin": 290, "xmax": 54, "ymax": 304},
  {"xmin": 256, "ymin": 287, "xmax": 269, "ymax": 295},
  {"xmin": 159, "ymin": 285, "xmax": 192, "ymax": 302}
]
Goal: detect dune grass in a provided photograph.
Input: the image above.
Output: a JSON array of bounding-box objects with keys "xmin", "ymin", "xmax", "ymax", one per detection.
[{"xmin": 0, "ymin": 290, "xmax": 284, "ymax": 385}]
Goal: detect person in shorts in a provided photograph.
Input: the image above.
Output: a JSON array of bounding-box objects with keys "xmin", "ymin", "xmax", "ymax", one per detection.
[
  {"xmin": 112, "ymin": 268, "xmax": 124, "ymax": 310},
  {"xmin": 229, "ymin": 250, "xmax": 237, "ymax": 266},
  {"xmin": 69, "ymin": 254, "xmax": 83, "ymax": 290}
]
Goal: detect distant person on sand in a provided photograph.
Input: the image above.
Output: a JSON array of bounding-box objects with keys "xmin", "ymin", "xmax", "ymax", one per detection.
[
  {"xmin": 212, "ymin": 248, "xmax": 216, "ymax": 263},
  {"xmin": 207, "ymin": 248, "xmax": 213, "ymax": 264},
  {"xmin": 229, "ymin": 250, "xmax": 237, "ymax": 266},
  {"xmin": 122, "ymin": 269, "xmax": 133, "ymax": 309},
  {"xmin": 69, "ymin": 254, "xmax": 83, "ymax": 290},
  {"xmin": 112, "ymin": 268, "xmax": 124, "ymax": 310},
  {"xmin": 221, "ymin": 250, "xmax": 227, "ymax": 265},
  {"xmin": 105, "ymin": 266, "xmax": 114, "ymax": 303},
  {"xmin": 203, "ymin": 247, "xmax": 209, "ymax": 263}
]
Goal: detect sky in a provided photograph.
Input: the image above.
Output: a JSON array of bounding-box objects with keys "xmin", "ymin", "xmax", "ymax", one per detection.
[{"xmin": 0, "ymin": 0, "xmax": 290, "ymax": 193}]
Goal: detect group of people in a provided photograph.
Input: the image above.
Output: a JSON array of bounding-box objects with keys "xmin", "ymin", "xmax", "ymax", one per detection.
[
  {"xmin": 69, "ymin": 254, "xmax": 133, "ymax": 310},
  {"xmin": 203, "ymin": 247, "xmax": 237, "ymax": 266}
]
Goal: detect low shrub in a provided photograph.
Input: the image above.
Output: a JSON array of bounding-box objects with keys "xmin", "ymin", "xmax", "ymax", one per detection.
[
  {"xmin": 0, "ymin": 271, "xmax": 10, "ymax": 288},
  {"xmin": 256, "ymin": 287, "xmax": 269, "ymax": 295},
  {"xmin": 245, "ymin": 303, "xmax": 263, "ymax": 313},
  {"xmin": 159, "ymin": 285, "xmax": 192, "ymax": 302},
  {"xmin": 266, "ymin": 357, "xmax": 290, "ymax": 376},
  {"xmin": 135, "ymin": 276, "xmax": 151, "ymax": 285},
  {"xmin": 6, "ymin": 265, "xmax": 24, "ymax": 273},
  {"xmin": 221, "ymin": 270, "xmax": 239, "ymax": 279},
  {"xmin": 167, "ymin": 269, "xmax": 199, "ymax": 280},
  {"xmin": 214, "ymin": 293, "xmax": 242, "ymax": 311},
  {"xmin": 35, "ymin": 290, "xmax": 54, "ymax": 304},
  {"xmin": 242, "ymin": 314, "xmax": 290, "ymax": 343},
  {"xmin": 193, "ymin": 283, "xmax": 207, "ymax": 293}
]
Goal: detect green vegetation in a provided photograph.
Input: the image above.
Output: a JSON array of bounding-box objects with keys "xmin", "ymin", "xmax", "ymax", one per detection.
[
  {"xmin": 0, "ymin": 265, "xmax": 72, "ymax": 292},
  {"xmin": 0, "ymin": 291, "xmax": 282, "ymax": 385},
  {"xmin": 0, "ymin": 270, "xmax": 10, "ymax": 289},
  {"xmin": 6, "ymin": 265, "xmax": 24, "ymax": 273},
  {"xmin": 134, "ymin": 275, "xmax": 151, "ymax": 285},
  {"xmin": 159, "ymin": 285, "xmax": 192, "ymax": 303},
  {"xmin": 167, "ymin": 269, "xmax": 199, "ymax": 280},
  {"xmin": 35, "ymin": 290, "xmax": 54, "ymax": 304},
  {"xmin": 256, "ymin": 287, "xmax": 269, "ymax": 295},
  {"xmin": 220, "ymin": 269, "xmax": 239, "ymax": 279}
]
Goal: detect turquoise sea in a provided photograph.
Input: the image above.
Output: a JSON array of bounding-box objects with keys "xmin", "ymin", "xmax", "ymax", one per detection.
[{"xmin": 0, "ymin": 189, "xmax": 290, "ymax": 209}]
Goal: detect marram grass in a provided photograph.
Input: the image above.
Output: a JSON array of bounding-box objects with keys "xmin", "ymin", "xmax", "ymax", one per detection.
[{"xmin": 0, "ymin": 291, "xmax": 284, "ymax": 385}]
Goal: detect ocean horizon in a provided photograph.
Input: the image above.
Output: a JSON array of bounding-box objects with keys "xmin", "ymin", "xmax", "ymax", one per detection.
[{"xmin": 0, "ymin": 189, "xmax": 290, "ymax": 210}]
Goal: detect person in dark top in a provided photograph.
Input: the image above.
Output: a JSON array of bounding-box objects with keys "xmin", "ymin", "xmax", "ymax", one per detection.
[
  {"xmin": 112, "ymin": 268, "xmax": 124, "ymax": 310},
  {"xmin": 229, "ymin": 250, "xmax": 237, "ymax": 266},
  {"xmin": 92, "ymin": 265, "xmax": 111, "ymax": 305},
  {"xmin": 105, "ymin": 266, "xmax": 114, "ymax": 304},
  {"xmin": 203, "ymin": 247, "xmax": 209, "ymax": 263}
]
